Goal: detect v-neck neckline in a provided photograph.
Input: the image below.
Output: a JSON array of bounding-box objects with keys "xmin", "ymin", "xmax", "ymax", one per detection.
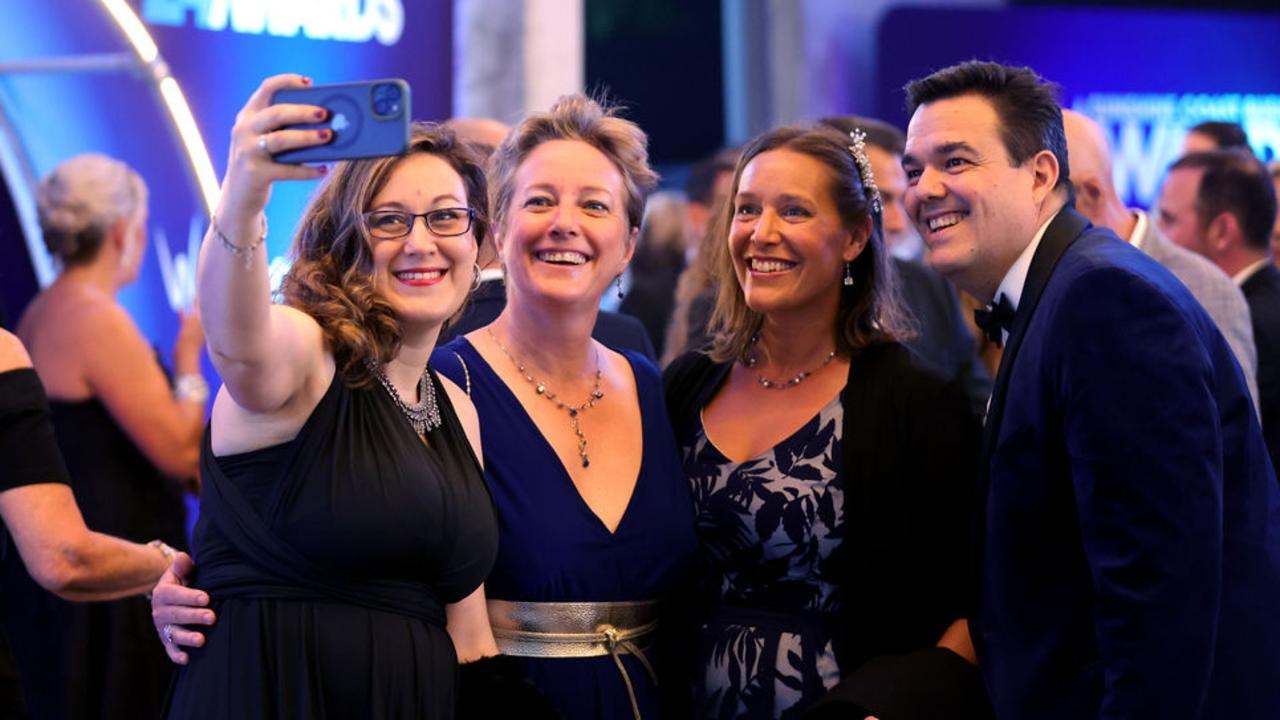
[{"xmin": 458, "ymin": 337, "xmax": 646, "ymax": 537}]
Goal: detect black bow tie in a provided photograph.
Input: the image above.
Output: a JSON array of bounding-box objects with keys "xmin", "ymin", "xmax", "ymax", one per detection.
[{"xmin": 974, "ymin": 293, "xmax": 1015, "ymax": 347}]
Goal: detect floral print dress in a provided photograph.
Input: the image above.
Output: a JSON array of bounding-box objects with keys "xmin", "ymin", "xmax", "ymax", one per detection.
[{"xmin": 683, "ymin": 394, "xmax": 845, "ymax": 719}]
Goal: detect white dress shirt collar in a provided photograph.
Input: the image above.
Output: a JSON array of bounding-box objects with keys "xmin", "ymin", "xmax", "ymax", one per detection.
[
  {"xmin": 993, "ymin": 211, "xmax": 1060, "ymax": 314},
  {"xmin": 1233, "ymin": 257, "xmax": 1271, "ymax": 287},
  {"xmin": 1127, "ymin": 209, "xmax": 1149, "ymax": 251}
]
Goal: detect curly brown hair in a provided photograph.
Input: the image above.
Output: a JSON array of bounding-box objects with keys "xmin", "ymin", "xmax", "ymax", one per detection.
[
  {"xmin": 708, "ymin": 125, "xmax": 913, "ymax": 363},
  {"xmin": 278, "ymin": 122, "xmax": 489, "ymax": 386}
]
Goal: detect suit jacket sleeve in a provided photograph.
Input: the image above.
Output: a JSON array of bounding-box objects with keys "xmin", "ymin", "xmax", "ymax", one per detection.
[{"xmin": 1049, "ymin": 267, "xmax": 1222, "ymax": 718}]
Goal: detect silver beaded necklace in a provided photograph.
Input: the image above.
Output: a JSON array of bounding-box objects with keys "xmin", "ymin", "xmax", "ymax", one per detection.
[
  {"xmin": 367, "ymin": 360, "xmax": 442, "ymax": 434},
  {"xmin": 486, "ymin": 327, "xmax": 604, "ymax": 468},
  {"xmin": 743, "ymin": 336, "xmax": 838, "ymax": 390}
]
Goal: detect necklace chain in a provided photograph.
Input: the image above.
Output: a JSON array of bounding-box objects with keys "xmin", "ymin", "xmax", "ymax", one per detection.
[
  {"xmin": 743, "ymin": 336, "xmax": 837, "ymax": 390},
  {"xmin": 367, "ymin": 360, "xmax": 442, "ymax": 434},
  {"xmin": 486, "ymin": 327, "xmax": 604, "ymax": 468}
]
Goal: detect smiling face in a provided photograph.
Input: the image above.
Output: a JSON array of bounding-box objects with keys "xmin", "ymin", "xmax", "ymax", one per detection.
[
  {"xmin": 903, "ymin": 93, "xmax": 1059, "ymax": 300},
  {"xmin": 729, "ymin": 148, "xmax": 865, "ymax": 321},
  {"xmin": 497, "ymin": 139, "xmax": 635, "ymax": 308},
  {"xmin": 367, "ymin": 152, "xmax": 478, "ymax": 332}
]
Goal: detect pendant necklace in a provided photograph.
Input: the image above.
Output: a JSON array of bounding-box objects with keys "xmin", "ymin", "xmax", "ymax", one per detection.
[
  {"xmin": 368, "ymin": 359, "xmax": 442, "ymax": 434},
  {"xmin": 486, "ymin": 327, "xmax": 604, "ymax": 468}
]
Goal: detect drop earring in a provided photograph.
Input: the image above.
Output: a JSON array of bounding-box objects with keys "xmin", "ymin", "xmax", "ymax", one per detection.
[
  {"xmin": 615, "ymin": 275, "xmax": 625, "ymax": 300},
  {"xmin": 843, "ymin": 262, "xmax": 854, "ymax": 287}
]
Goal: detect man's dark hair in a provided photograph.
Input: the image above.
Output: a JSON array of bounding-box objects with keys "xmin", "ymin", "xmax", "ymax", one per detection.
[
  {"xmin": 817, "ymin": 116, "xmax": 906, "ymax": 156},
  {"xmin": 1188, "ymin": 121, "xmax": 1251, "ymax": 152},
  {"xmin": 1170, "ymin": 149, "xmax": 1278, "ymax": 251},
  {"xmin": 904, "ymin": 60, "xmax": 1070, "ymax": 190},
  {"xmin": 684, "ymin": 147, "xmax": 739, "ymax": 205}
]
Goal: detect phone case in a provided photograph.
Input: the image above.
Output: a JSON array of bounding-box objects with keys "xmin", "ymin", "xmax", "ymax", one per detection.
[{"xmin": 270, "ymin": 79, "xmax": 411, "ymax": 164}]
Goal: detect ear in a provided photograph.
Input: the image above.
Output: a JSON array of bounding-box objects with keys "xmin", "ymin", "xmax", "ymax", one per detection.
[
  {"xmin": 107, "ymin": 216, "xmax": 132, "ymax": 254},
  {"xmin": 1073, "ymin": 176, "xmax": 1104, "ymax": 219},
  {"xmin": 1206, "ymin": 211, "xmax": 1240, "ymax": 254},
  {"xmin": 620, "ymin": 226, "xmax": 639, "ymax": 268},
  {"xmin": 1029, "ymin": 149, "xmax": 1061, "ymax": 204},
  {"xmin": 842, "ymin": 215, "xmax": 871, "ymax": 263}
]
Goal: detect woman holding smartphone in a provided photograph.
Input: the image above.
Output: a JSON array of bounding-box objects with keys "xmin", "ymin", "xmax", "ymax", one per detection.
[{"xmin": 157, "ymin": 75, "xmax": 499, "ymax": 719}]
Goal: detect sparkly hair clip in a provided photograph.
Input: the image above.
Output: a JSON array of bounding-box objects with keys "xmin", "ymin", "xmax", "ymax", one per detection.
[{"xmin": 847, "ymin": 129, "xmax": 883, "ymax": 216}]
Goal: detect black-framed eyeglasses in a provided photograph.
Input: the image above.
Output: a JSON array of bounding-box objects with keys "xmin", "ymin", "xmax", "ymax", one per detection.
[{"xmin": 362, "ymin": 208, "xmax": 476, "ymax": 240}]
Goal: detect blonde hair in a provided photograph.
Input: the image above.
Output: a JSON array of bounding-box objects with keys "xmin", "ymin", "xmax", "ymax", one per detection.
[
  {"xmin": 708, "ymin": 125, "xmax": 913, "ymax": 363},
  {"xmin": 278, "ymin": 122, "xmax": 489, "ymax": 387},
  {"xmin": 37, "ymin": 153, "xmax": 147, "ymax": 266},
  {"xmin": 488, "ymin": 94, "xmax": 658, "ymax": 234}
]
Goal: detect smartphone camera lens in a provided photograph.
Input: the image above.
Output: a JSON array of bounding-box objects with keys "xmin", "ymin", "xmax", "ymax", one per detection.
[{"xmin": 372, "ymin": 83, "xmax": 402, "ymax": 118}]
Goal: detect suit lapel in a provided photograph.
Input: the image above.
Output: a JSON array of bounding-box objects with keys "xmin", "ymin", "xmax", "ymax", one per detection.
[
  {"xmin": 970, "ymin": 207, "xmax": 1091, "ymax": 612},
  {"xmin": 979, "ymin": 207, "xmax": 1090, "ymax": 466}
]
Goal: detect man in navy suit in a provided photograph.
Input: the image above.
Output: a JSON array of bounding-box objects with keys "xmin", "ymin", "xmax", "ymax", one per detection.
[{"xmin": 901, "ymin": 61, "xmax": 1280, "ymax": 719}]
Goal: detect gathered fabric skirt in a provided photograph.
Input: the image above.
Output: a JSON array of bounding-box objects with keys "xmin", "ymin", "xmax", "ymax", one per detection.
[{"xmin": 165, "ymin": 598, "xmax": 457, "ymax": 719}]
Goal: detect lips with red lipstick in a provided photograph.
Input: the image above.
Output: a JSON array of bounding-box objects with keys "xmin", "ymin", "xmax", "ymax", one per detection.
[{"xmin": 392, "ymin": 267, "xmax": 448, "ymax": 286}]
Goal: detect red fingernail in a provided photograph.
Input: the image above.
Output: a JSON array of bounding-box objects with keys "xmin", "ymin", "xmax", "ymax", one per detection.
[
  {"xmin": 315, "ymin": 109, "xmax": 326, "ymax": 120},
  {"xmin": 301, "ymin": 76, "xmax": 312, "ymax": 85},
  {"xmin": 317, "ymin": 164, "xmax": 329, "ymax": 175}
]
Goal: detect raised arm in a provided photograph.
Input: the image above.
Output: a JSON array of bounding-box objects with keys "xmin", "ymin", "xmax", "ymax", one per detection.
[{"xmin": 199, "ymin": 74, "xmax": 332, "ymax": 414}]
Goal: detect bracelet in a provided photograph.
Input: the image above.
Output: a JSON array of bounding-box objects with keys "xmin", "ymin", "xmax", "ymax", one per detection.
[
  {"xmin": 174, "ymin": 373, "xmax": 209, "ymax": 404},
  {"xmin": 211, "ymin": 214, "xmax": 266, "ymax": 270}
]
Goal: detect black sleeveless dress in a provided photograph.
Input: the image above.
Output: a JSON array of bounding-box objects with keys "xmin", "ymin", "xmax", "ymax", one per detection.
[{"xmin": 165, "ymin": 369, "xmax": 498, "ymax": 719}]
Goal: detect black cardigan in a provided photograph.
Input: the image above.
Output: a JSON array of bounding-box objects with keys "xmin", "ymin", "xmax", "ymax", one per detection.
[{"xmin": 664, "ymin": 342, "xmax": 991, "ymax": 719}]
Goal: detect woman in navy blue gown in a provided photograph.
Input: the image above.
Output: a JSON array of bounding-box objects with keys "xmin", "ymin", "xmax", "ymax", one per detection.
[{"xmin": 433, "ymin": 95, "xmax": 697, "ymax": 720}]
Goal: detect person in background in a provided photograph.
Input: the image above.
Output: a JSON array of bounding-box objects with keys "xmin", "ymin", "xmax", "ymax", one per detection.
[
  {"xmin": 1269, "ymin": 160, "xmax": 1280, "ymax": 258},
  {"xmin": 1157, "ymin": 149, "xmax": 1280, "ymax": 473},
  {"xmin": 0, "ymin": 328, "xmax": 175, "ymax": 718},
  {"xmin": 819, "ymin": 115, "xmax": 992, "ymax": 414},
  {"xmin": 1182, "ymin": 120, "xmax": 1252, "ymax": 155},
  {"xmin": 1064, "ymin": 109, "xmax": 1259, "ymax": 410},
  {"xmin": 433, "ymin": 94, "xmax": 698, "ymax": 720},
  {"xmin": 619, "ymin": 190, "xmax": 690, "ymax": 357},
  {"xmin": 7, "ymin": 152, "xmax": 204, "ymax": 720},
  {"xmin": 441, "ymin": 118, "xmax": 657, "ymax": 359},
  {"xmin": 149, "ymin": 75, "xmax": 500, "ymax": 718},
  {"xmin": 665, "ymin": 125, "xmax": 987, "ymax": 720},
  {"xmin": 663, "ymin": 148, "xmax": 739, "ymax": 364}
]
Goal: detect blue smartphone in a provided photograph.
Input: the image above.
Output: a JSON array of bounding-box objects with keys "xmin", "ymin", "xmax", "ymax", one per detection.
[{"xmin": 270, "ymin": 79, "xmax": 411, "ymax": 164}]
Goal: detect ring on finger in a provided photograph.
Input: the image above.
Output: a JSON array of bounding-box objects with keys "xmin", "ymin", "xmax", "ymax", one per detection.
[
  {"xmin": 163, "ymin": 623, "xmax": 174, "ymax": 645},
  {"xmin": 257, "ymin": 134, "xmax": 270, "ymax": 155}
]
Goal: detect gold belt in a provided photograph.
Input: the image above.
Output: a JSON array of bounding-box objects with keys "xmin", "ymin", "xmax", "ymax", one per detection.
[{"xmin": 487, "ymin": 599, "xmax": 660, "ymax": 720}]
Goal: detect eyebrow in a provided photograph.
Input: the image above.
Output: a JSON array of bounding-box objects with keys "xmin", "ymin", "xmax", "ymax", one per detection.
[
  {"xmin": 373, "ymin": 194, "xmax": 464, "ymax": 209},
  {"xmin": 526, "ymin": 183, "xmax": 615, "ymax": 197},
  {"xmin": 902, "ymin": 141, "xmax": 981, "ymax": 167}
]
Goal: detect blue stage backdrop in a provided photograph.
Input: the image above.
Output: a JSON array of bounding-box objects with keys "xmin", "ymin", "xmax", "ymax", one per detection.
[
  {"xmin": 0, "ymin": 0, "xmax": 451, "ymax": 354},
  {"xmin": 875, "ymin": 7, "xmax": 1280, "ymax": 209}
]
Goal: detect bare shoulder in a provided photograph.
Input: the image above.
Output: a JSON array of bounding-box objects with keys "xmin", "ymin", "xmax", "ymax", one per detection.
[{"xmin": 0, "ymin": 329, "xmax": 33, "ymax": 373}]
